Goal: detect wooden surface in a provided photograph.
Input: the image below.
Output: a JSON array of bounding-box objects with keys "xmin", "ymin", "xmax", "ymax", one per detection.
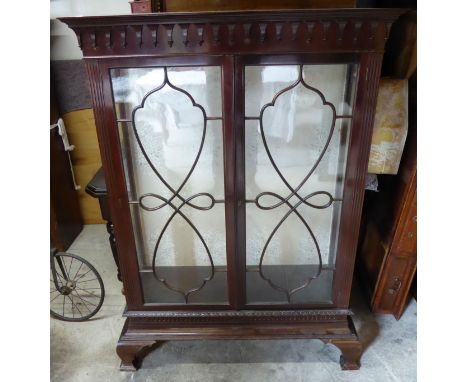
[
  {"xmin": 50, "ymin": 80, "xmax": 83, "ymax": 251},
  {"xmin": 382, "ymin": 10, "xmax": 416, "ymax": 78},
  {"xmin": 50, "ymin": 129, "xmax": 84, "ymax": 250},
  {"xmin": 60, "ymin": 9, "xmax": 404, "ymax": 57},
  {"xmin": 60, "ymin": 8, "xmax": 403, "ymax": 371},
  {"xmin": 117, "ymin": 315, "xmax": 361, "ymax": 370},
  {"xmin": 62, "ymin": 109, "xmax": 104, "ymax": 224}
]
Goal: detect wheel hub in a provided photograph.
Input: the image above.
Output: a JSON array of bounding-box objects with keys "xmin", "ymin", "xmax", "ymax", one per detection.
[{"xmin": 59, "ymin": 280, "xmax": 76, "ymax": 295}]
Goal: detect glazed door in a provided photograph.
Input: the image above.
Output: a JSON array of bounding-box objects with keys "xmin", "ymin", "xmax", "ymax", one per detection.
[
  {"xmin": 109, "ymin": 56, "xmax": 234, "ymax": 306},
  {"xmin": 237, "ymin": 56, "xmax": 359, "ymax": 307},
  {"xmin": 106, "ymin": 54, "xmax": 365, "ymax": 309}
]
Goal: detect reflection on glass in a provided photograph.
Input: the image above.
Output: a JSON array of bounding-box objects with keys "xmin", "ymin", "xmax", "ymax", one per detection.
[
  {"xmin": 245, "ymin": 64, "xmax": 357, "ymax": 304},
  {"xmin": 111, "ymin": 66, "xmax": 226, "ymax": 304}
]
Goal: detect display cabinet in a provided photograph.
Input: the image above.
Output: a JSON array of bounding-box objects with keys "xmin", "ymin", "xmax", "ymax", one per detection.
[{"xmin": 60, "ymin": 9, "xmax": 403, "ymax": 371}]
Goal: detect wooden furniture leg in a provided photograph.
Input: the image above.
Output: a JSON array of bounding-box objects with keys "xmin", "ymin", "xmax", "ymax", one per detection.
[
  {"xmin": 329, "ymin": 339, "xmax": 363, "ymax": 370},
  {"xmin": 116, "ymin": 342, "xmax": 160, "ymax": 371}
]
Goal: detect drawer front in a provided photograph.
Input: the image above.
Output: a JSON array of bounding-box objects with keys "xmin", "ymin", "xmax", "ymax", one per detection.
[
  {"xmin": 395, "ymin": 194, "xmax": 417, "ymax": 254},
  {"xmin": 374, "ymin": 255, "xmax": 416, "ymax": 314}
]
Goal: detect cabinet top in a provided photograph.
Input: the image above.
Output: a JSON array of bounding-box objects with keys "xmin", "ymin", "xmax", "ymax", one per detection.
[{"xmin": 59, "ymin": 9, "xmax": 406, "ymax": 58}]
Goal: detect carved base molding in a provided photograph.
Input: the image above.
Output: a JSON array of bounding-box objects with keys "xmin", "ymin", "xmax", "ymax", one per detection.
[
  {"xmin": 124, "ymin": 308, "xmax": 352, "ymax": 318},
  {"xmin": 116, "ymin": 314, "xmax": 362, "ymax": 371}
]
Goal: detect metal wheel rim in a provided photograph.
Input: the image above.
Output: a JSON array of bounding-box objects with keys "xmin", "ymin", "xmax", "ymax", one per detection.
[{"xmin": 50, "ymin": 253, "xmax": 105, "ymax": 322}]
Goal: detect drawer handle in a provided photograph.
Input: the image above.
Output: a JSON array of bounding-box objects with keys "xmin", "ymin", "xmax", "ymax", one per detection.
[
  {"xmin": 407, "ymin": 231, "xmax": 414, "ymax": 239},
  {"xmin": 388, "ymin": 277, "xmax": 402, "ymax": 295}
]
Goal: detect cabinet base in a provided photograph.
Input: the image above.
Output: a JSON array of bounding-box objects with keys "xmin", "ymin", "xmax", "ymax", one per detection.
[{"xmin": 116, "ymin": 312, "xmax": 362, "ymax": 371}]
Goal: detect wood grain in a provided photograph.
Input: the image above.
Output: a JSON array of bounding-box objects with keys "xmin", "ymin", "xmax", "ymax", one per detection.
[{"xmin": 62, "ymin": 109, "xmax": 104, "ymax": 224}]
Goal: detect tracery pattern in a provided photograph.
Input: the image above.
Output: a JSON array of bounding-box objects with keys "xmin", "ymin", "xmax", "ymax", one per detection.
[
  {"xmin": 246, "ymin": 64, "xmax": 351, "ymax": 302},
  {"xmin": 129, "ymin": 67, "xmax": 223, "ymax": 303}
]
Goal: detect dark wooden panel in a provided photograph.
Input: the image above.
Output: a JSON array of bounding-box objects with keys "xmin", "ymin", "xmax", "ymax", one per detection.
[
  {"xmin": 50, "ymin": 79, "xmax": 83, "ymax": 251},
  {"xmin": 234, "ymin": 55, "xmax": 247, "ymax": 308},
  {"xmin": 382, "ymin": 9, "xmax": 416, "ymax": 78},
  {"xmin": 372, "ymin": 255, "xmax": 416, "ymax": 318},
  {"xmin": 394, "ymin": 195, "xmax": 416, "ymax": 254},
  {"xmin": 357, "ymin": 220, "xmax": 387, "ymax": 294},
  {"xmin": 222, "ymin": 55, "xmax": 241, "ymax": 308}
]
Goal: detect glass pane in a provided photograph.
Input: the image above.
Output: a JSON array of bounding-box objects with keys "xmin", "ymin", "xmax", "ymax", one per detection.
[
  {"xmin": 245, "ymin": 64, "xmax": 357, "ymax": 305},
  {"xmin": 112, "ymin": 66, "xmax": 222, "ymax": 119},
  {"xmin": 111, "ymin": 66, "xmax": 226, "ymax": 304}
]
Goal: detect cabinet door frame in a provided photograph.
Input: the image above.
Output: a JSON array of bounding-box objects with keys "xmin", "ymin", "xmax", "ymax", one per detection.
[
  {"xmin": 87, "ymin": 50, "xmax": 382, "ymax": 312},
  {"xmin": 234, "ymin": 52, "xmax": 383, "ymax": 309},
  {"xmin": 88, "ymin": 55, "xmax": 238, "ymax": 311}
]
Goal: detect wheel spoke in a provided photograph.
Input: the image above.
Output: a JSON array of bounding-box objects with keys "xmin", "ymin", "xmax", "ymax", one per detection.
[
  {"xmin": 50, "ymin": 291, "xmax": 62, "ymax": 303},
  {"xmin": 72, "ymin": 261, "xmax": 84, "ymax": 282},
  {"xmin": 62, "ymin": 295, "xmax": 66, "ymax": 316},
  {"xmin": 75, "ymin": 287, "xmax": 102, "ymax": 290},
  {"xmin": 71, "ymin": 293, "xmax": 83, "ymax": 316},
  {"xmin": 75, "ymin": 285, "xmax": 100, "ymax": 298},
  {"xmin": 66, "ymin": 294, "xmax": 76, "ymax": 318},
  {"xmin": 76, "ymin": 278, "xmax": 98, "ymax": 284},
  {"xmin": 72, "ymin": 290, "xmax": 95, "ymax": 311},
  {"xmin": 74, "ymin": 268, "xmax": 93, "ymax": 281},
  {"xmin": 75, "ymin": 288, "xmax": 100, "ymax": 306},
  {"xmin": 67, "ymin": 256, "xmax": 74, "ymax": 281}
]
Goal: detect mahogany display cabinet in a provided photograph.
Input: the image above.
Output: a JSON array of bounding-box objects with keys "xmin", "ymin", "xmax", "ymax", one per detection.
[{"xmin": 60, "ymin": 9, "xmax": 403, "ymax": 371}]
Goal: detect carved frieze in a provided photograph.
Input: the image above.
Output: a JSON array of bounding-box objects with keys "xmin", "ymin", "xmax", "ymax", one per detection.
[{"xmin": 60, "ymin": 10, "xmax": 403, "ymax": 57}]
